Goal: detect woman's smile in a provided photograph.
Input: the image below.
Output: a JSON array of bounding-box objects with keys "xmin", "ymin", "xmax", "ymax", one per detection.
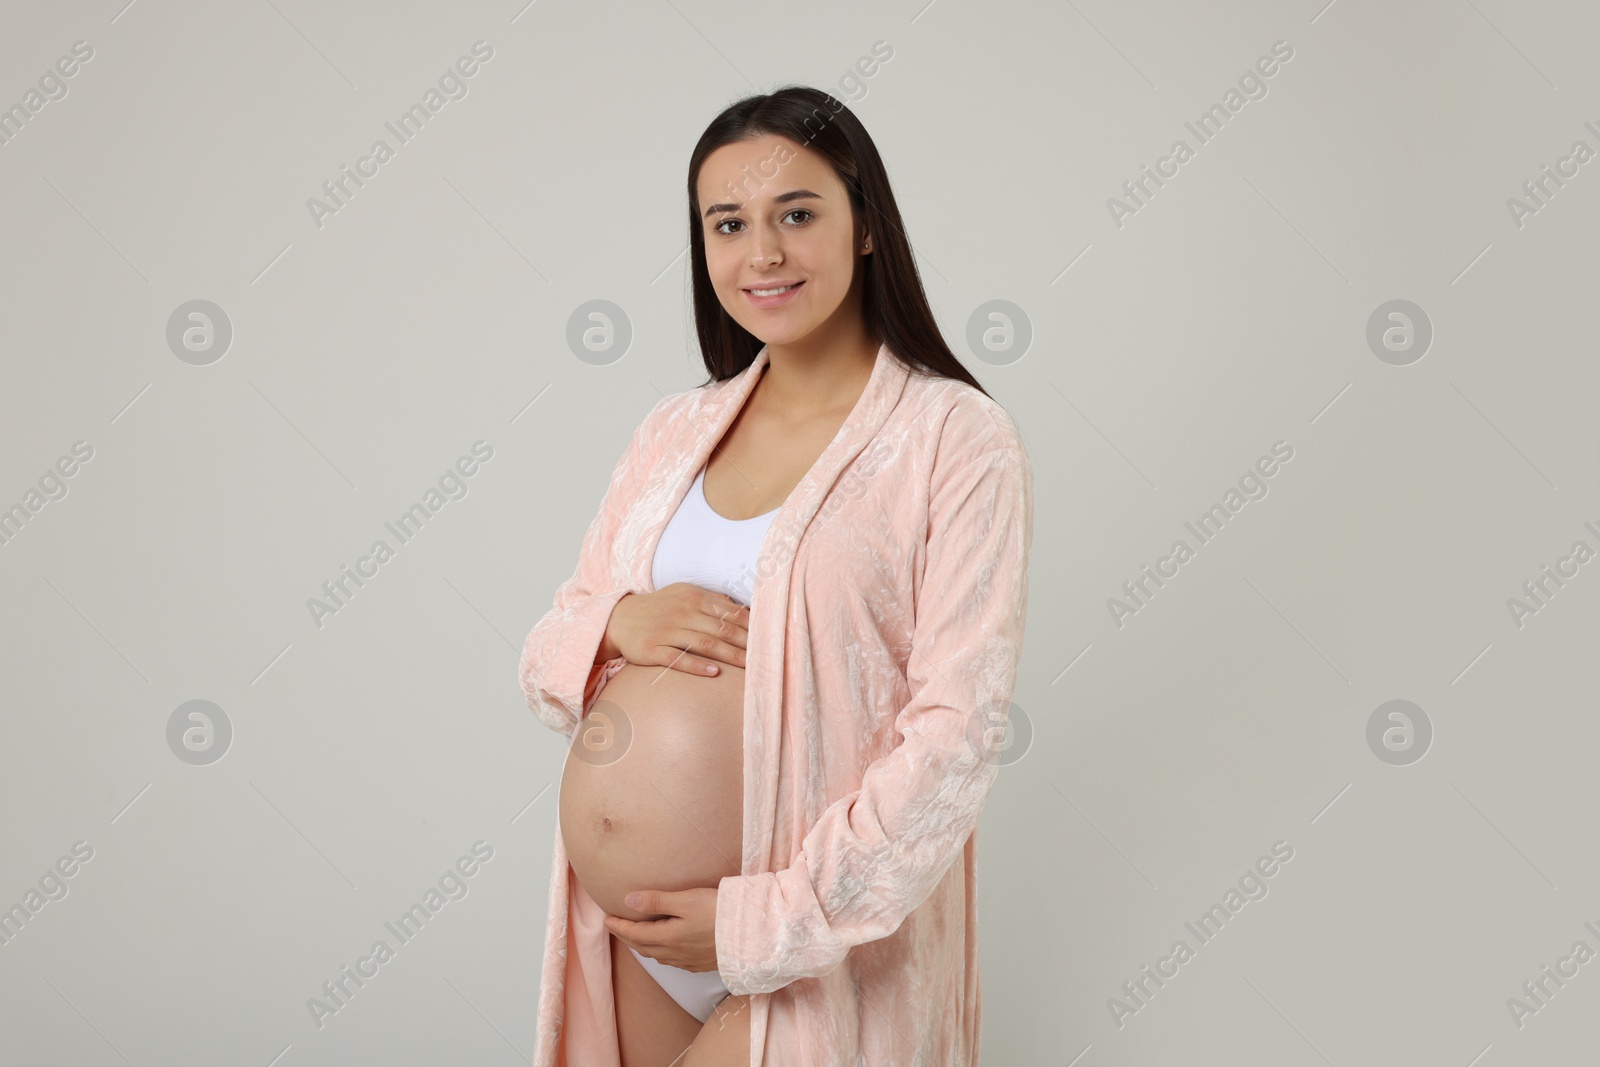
[{"xmin": 743, "ymin": 280, "xmax": 805, "ymax": 308}]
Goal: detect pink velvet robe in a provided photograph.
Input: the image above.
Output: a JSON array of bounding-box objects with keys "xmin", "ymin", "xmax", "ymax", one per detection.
[{"xmin": 518, "ymin": 340, "xmax": 1033, "ymax": 1066}]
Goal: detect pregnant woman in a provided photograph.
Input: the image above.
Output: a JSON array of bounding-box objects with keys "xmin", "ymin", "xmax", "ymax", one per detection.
[{"xmin": 520, "ymin": 85, "xmax": 1033, "ymax": 1067}]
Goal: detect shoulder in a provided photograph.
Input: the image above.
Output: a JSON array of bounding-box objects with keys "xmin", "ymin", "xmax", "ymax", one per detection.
[
  {"xmin": 899, "ymin": 369, "xmax": 1027, "ymax": 461},
  {"xmin": 630, "ymin": 377, "xmax": 724, "ymax": 448}
]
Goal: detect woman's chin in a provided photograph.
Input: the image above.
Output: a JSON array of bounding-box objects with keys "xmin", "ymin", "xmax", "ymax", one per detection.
[{"xmin": 725, "ymin": 311, "xmax": 819, "ymax": 347}]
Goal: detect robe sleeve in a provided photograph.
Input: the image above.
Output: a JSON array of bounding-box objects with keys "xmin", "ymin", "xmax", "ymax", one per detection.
[
  {"xmin": 518, "ymin": 393, "xmax": 674, "ymax": 737},
  {"xmin": 714, "ymin": 434, "xmax": 1034, "ymax": 994}
]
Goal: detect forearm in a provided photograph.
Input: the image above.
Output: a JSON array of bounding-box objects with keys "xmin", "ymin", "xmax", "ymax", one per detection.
[{"xmin": 521, "ymin": 588, "xmax": 633, "ymax": 735}]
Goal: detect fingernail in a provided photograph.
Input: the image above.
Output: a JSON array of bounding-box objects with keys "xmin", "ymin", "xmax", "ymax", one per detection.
[
  {"xmin": 706, "ymin": 664, "xmax": 718, "ymax": 674},
  {"xmin": 626, "ymin": 892, "xmax": 642, "ymax": 908}
]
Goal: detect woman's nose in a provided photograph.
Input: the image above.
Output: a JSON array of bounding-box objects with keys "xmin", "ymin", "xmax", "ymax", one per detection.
[{"xmin": 749, "ymin": 230, "xmax": 783, "ymax": 267}]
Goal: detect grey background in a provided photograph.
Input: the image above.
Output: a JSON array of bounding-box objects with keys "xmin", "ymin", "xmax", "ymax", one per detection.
[{"xmin": 2, "ymin": 1, "xmax": 1596, "ymax": 1064}]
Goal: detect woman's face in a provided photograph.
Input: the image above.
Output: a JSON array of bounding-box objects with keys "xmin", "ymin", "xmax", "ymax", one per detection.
[{"xmin": 695, "ymin": 135, "xmax": 868, "ymax": 347}]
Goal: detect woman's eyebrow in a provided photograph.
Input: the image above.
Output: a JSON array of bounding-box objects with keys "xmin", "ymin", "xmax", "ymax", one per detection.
[{"xmin": 702, "ymin": 189, "xmax": 824, "ymax": 219}]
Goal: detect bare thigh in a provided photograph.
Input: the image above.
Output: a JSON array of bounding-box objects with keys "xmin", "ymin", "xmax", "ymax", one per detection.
[
  {"xmin": 611, "ymin": 932, "xmax": 701, "ymax": 1067},
  {"xmin": 610, "ymin": 932, "xmax": 753, "ymax": 1067},
  {"xmin": 681, "ymin": 993, "xmax": 752, "ymax": 1067}
]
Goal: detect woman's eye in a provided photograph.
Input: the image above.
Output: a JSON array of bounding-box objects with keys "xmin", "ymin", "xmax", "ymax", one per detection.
[{"xmin": 713, "ymin": 210, "xmax": 813, "ymax": 236}]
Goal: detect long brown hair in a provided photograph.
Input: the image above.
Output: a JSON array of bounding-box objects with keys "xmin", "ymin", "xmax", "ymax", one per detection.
[{"xmin": 685, "ymin": 85, "xmax": 990, "ymax": 397}]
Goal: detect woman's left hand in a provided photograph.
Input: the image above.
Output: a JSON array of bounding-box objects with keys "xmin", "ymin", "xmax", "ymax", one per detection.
[{"xmin": 604, "ymin": 886, "xmax": 720, "ymax": 973}]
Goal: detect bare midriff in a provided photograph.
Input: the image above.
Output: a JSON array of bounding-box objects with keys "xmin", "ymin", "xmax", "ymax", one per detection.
[{"xmin": 558, "ymin": 660, "xmax": 745, "ymax": 923}]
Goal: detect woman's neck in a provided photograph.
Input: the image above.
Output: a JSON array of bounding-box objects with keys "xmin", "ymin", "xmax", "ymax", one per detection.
[{"xmin": 760, "ymin": 330, "xmax": 879, "ymax": 421}]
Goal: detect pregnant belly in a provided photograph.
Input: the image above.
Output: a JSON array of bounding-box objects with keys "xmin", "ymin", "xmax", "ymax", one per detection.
[{"xmin": 558, "ymin": 660, "xmax": 745, "ymax": 922}]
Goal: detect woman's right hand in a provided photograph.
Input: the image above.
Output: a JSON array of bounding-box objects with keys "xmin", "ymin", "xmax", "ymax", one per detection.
[{"xmin": 598, "ymin": 583, "xmax": 749, "ymax": 675}]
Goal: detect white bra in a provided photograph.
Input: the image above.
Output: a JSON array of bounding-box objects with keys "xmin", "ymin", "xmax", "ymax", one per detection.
[{"xmin": 650, "ymin": 464, "xmax": 781, "ymax": 608}]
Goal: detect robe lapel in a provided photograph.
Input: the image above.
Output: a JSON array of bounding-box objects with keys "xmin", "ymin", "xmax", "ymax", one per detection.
[
  {"xmin": 631, "ymin": 341, "xmax": 911, "ymax": 874},
  {"xmin": 633, "ymin": 346, "xmax": 774, "ymax": 595}
]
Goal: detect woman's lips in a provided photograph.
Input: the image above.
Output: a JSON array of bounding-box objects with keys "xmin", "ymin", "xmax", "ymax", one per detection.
[{"xmin": 743, "ymin": 281, "xmax": 804, "ymax": 308}]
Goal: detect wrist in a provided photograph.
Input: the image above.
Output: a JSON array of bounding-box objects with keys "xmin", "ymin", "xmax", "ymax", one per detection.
[{"xmin": 595, "ymin": 594, "xmax": 630, "ymax": 663}]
